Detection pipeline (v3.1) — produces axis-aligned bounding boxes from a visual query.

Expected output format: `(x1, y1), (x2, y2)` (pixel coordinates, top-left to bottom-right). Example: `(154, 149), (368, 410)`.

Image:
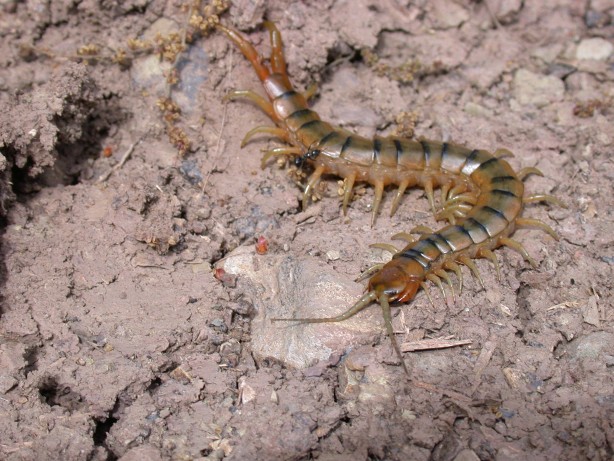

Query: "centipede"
(216, 21), (563, 373)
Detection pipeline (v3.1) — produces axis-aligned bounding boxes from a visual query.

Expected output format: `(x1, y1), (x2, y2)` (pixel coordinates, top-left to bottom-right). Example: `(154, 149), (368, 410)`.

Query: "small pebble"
(576, 38), (613, 61)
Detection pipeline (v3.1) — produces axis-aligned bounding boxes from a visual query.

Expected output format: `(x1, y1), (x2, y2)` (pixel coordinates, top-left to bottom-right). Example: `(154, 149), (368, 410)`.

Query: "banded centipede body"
(216, 22), (563, 373)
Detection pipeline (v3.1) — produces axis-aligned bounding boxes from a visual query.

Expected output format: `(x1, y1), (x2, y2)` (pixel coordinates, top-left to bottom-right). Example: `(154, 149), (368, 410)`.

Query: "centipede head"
(294, 148), (321, 169)
(368, 258), (425, 304)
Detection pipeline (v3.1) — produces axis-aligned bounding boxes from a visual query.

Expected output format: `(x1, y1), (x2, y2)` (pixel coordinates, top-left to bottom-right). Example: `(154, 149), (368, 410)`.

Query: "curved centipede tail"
(271, 291), (377, 325)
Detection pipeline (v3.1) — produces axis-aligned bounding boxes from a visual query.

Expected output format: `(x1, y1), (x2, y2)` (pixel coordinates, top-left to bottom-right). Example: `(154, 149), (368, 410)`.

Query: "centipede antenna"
(379, 294), (409, 375)
(271, 291), (377, 324)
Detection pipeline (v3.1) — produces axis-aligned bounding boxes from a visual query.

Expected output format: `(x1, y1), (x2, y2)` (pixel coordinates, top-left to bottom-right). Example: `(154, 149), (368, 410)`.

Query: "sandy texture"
(1, 0), (613, 460)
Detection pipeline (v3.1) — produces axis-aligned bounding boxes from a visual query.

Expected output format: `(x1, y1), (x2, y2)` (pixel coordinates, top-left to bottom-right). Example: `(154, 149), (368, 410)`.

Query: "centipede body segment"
(216, 22), (563, 374)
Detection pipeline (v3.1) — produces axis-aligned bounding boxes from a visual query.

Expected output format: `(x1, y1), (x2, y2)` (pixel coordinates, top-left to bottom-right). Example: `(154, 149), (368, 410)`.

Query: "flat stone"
(218, 246), (382, 369)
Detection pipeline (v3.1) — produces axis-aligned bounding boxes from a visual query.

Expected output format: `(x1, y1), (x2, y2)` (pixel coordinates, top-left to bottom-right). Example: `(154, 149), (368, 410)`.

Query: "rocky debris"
(428, 0), (469, 29)
(512, 68), (565, 107)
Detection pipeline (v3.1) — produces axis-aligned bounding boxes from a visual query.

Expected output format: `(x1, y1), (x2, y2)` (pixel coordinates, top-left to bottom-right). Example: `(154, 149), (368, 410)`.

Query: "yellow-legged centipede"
(216, 22), (563, 373)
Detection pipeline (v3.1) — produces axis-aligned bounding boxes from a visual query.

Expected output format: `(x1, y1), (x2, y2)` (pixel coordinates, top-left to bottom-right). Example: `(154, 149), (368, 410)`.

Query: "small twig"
(97, 139), (141, 183)
(470, 340), (496, 395)
(483, 0), (502, 29)
(546, 300), (580, 311)
(401, 336), (472, 352)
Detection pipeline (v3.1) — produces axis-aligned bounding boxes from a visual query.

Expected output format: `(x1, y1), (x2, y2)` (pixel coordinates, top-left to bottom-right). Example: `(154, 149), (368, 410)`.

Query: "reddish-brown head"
(368, 258), (426, 303)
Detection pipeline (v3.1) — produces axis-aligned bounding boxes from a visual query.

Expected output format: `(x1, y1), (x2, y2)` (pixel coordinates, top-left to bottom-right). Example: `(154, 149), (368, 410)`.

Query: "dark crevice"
(93, 415), (119, 447)
(92, 396), (121, 461)
(38, 376), (86, 412)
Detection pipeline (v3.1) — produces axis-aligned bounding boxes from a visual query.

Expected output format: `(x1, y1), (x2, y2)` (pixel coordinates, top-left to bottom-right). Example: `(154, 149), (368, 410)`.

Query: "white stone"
(576, 38), (614, 61)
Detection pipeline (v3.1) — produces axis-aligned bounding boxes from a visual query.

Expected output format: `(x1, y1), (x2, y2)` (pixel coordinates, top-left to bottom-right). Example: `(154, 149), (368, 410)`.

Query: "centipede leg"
(440, 181), (452, 203)
(410, 225), (434, 236)
(302, 164), (326, 209)
(390, 179), (410, 217)
(494, 148), (514, 159)
(241, 126), (289, 147)
(443, 261), (464, 294)
(458, 255), (485, 289)
(424, 179), (436, 214)
(524, 194), (566, 208)
(224, 90), (278, 121)
(478, 248), (501, 281)
(391, 232), (416, 243)
(426, 273), (448, 305)
(515, 217), (560, 240)
(435, 269), (456, 303)
(420, 282), (436, 308)
(518, 167), (544, 181)
(369, 243), (400, 255)
(371, 180), (385, 226)
(303, 82), (318, 101)
(499, 237), (537, 268)
(356, 263), (385, 282)
(261, 147), (302, 168)
(341, 173), (356, 215)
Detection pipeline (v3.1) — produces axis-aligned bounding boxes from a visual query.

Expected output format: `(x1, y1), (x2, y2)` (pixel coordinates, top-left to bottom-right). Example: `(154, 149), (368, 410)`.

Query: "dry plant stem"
(400, 338), (472, 352)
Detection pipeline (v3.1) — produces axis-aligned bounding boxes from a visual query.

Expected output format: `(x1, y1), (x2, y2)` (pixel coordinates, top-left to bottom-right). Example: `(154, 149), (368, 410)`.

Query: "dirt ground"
(1, 0), (613, 460)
